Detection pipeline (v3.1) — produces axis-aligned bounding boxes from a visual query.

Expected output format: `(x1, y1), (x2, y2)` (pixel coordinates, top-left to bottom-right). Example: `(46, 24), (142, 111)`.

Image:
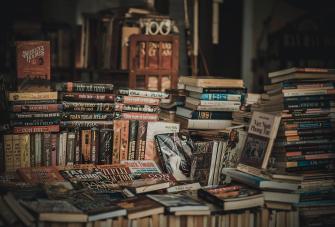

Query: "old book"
(198, 185), (264, 211)
(16, 166), (65, 184)
(55, 82), (114, 93)
(145, 121), (180, 162)
(146, 194), (209, 213)
(20, 199), (87, 222)
(115, 196), (164, 219)
(16, 41), (51, 91)
(118, 89), (169, 99)
(62, 101), (114, 112)
(99, 129), (113, 164)
(112, 120), (129, 163)
(128, 120), (138, 160)
(42, 133), (51, 166)
(11, 104), (62, 113)
(123, 178), (170, 194)
(50, 133), (58, 166)
(62, 113), (114, 121)
(179, 76), (244, 88)
(237, 111), (281, 176)
(8, 91), (57, 102)
(115, 103), (160, 113)
(114, 112), (159, 121)
(94, 164), (133, 184)
(91, 128), (99, 164)
(66, 132), (76, 165)
(115, 95), (160, 106)
(4, 135), (14, 172)
(154, 133), (192, 181)
(60, 92), (115, 102)
(12, 135), (22, 171)
(60, 121), (113, 129)
(120, 160), (162, 175)
(81, 130), (92, 164)
(175, 115), (232, 130)
(13, 125), (60, 134)
(135, 121), (147, 160)
(19, 134), (30, 168)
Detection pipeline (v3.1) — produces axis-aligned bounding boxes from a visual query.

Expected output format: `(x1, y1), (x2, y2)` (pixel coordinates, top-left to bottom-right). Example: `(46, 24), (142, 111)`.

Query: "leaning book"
(237, 111), (281, 176)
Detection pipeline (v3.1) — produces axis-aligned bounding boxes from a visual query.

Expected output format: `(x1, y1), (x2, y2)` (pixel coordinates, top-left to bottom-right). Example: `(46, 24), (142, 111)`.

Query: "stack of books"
(252, 67), (335, 226)
(232, 93), (261, 127)
(4, 91), (61, 172)
(176, 76), (246, 130)
(159, 88), (187, 122)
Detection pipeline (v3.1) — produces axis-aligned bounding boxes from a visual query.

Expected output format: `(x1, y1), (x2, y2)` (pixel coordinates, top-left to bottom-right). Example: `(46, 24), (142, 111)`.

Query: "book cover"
(4, 135), (14, 172)
(145, 122), (180, 162)
(146, 194), (209, 212)
(16, 41), (51, 91)
(120, 160), (162, 175)
(237, 111), (281, 176)
(135, 121), (147, 160)
(16, 166), (65, 184)
(154, 133), (192, 181)
(98, 129), (113, 164)
(91, 128), (99, 164)
(94, 164), (133, 184)
(128, 120), (138, 160)
(55, 82), (114, 93)
(179, 76), (244, 88)
(112, 120), (129, 163)
(61, 92), (115, 102)
(81, 130), (92, 163)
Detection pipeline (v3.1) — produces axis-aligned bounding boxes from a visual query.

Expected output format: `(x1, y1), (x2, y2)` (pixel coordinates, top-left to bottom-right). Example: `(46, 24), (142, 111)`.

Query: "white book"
(207, 141), (219, 185)
(182, 119), (232, 130)
(186, 96), (241, 106)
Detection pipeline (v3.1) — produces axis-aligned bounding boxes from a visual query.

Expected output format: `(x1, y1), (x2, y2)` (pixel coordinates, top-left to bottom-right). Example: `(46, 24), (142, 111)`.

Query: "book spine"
(135, 121), (148, 160)
(112, 120), (121, 163)
(8, 92), (57, 101)
(192, 111), (232, 120)
(128, 120), (138, 160)
(286, 153), (335, 161)
(66, 132), (76, 165)
(118, 89), (169, 98)
(11, 112), (60, 119)
(12, 135), (21, 170)
(4, 135), (14, 172)
(61, 92), (115, 102)
(13, 125), (60, 134)
(98, 129), (113, 164)
(198, 100), (241, 106)
(12, 104), (62, 112)
(286, 159), (334, 168)
(154, 136), (168, 173)
(11, 119), (60, 127)
(62, 102), (115, 112)
(56, 82), (114, 93)
(197, 189), (224, 208)
(57, 132), (63, 166)
(61, 113), (114, 121)
(114, 112), (159, 121)
(284, 121), (331, 130)
(35, 133), (42, 167)
(81, 130), (92, 163)
(0, 136), (4, 173)
(74, 129), (81, 164)
(115, 103), (160, 113)
(116, 95), (160, 106)
(50, 133), (58, 166)
(9, 99), (57, 105)
(199, 93), (242, 101)
(202, 88), (246, 94)
(20, 134), (30, 168)
(282, 81), (334, 89)
(284, 101), (333, 110)
(60, 121), (113, 129)
(284, 128), (334, 137)
(91, 128), (99, 164)
(42, 133), (51, 166)
(284, 95), (335, 102)
(30, 134), (35, 168)
(283, 89), (335, 97)
(119, 120), (129, 161)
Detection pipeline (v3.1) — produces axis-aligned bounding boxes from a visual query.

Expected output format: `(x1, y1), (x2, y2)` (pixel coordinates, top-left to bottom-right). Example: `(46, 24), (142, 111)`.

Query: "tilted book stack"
(251, 67), (335, 226)
(176, 76), (246, 130)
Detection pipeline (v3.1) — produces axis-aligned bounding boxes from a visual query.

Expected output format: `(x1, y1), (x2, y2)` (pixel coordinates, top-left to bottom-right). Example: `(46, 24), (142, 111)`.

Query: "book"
(123, 178), (170, 194)
(176, 106), (233, 119)
(222, 168), (299, 191)
(128, 120), (138, 160)
(120, 160), (162, 175)
(185, 85), (247, 94)
(179, 76), (244, 88)
(55, 82), (114, 93)
(262, 191), (300, 203)
(60, 92), (115, 102)
(115, 196), (164, 219)
(145, 122), (180, 162)
(167, 182), (201, 193)
(175, 115), (232, 130)
(118, 88), (169, 99)
(154, 133), (192, 181)
(188, 91), (243, 101)
(186, 96), (242, 107)
(198, 185), (264, 211)
(146, 194), (209, 213)
(16, 166), (65, 184)
(135, 121), (147, 160)
(8, 92), (57, 102)
(16, 41), (51, 91)
(237, 111), (281, 176)
(20, 199), (87, 222)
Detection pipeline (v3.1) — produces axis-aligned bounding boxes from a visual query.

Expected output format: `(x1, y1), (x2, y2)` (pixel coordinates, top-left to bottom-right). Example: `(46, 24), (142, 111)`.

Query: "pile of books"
(251, 67), (335, 226)
(4, 91), (61, 171)
(176, 76), (246, 130)
(159, 88), (187, 122)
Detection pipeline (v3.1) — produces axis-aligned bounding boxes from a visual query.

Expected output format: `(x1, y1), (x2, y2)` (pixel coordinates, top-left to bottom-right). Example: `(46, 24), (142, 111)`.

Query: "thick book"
(198, 185), (264, 211)
(175, 115), (232, 130)
(146, 194), (209, 213)
(176, 106), (233, 119)
(154, 133), (192, 181)
(20, 199), (87, 222)
(55, 82), (114, 93)
(94, 164), (133, 184)
(179, 76), (244, 88)
(237, 111), (281, 176)
(114, 196), (164, 219)
(16, 41), (51, 91)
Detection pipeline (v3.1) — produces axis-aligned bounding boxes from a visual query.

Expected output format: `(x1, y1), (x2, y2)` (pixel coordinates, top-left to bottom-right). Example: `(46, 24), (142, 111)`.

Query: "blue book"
(188, 91), (244, 102)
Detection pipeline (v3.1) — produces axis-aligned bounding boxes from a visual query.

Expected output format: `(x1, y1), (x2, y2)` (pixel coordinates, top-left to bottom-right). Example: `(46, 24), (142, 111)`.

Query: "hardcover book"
(16, 41), (51, 91)
(237, 111), (281, 176)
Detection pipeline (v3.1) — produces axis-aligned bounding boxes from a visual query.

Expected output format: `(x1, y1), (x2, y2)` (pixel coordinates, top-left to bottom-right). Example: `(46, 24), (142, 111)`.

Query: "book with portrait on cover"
(237, 111), (281, 176)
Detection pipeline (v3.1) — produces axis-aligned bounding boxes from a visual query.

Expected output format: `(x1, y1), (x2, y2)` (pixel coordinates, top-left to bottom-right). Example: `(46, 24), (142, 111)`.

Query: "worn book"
(118, 89), (169, 99)
(8, 92), (57, 102)
(123, 178), (170, 194)
(55, 82), (114, 93)
(16, 41), (51, 91)
(16, 166), (65, 184)
(114, 196), (164, 219)
(120, 160), (162, 175)
(179, 76), (244, 88)
(146, 194), (209, 213)
(20, 199), (87, 222)
(154, 133), (192, 181)
(237, 111), (281, 176)
(198, 185), (264, 211)
(175, 115), (232, 130)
